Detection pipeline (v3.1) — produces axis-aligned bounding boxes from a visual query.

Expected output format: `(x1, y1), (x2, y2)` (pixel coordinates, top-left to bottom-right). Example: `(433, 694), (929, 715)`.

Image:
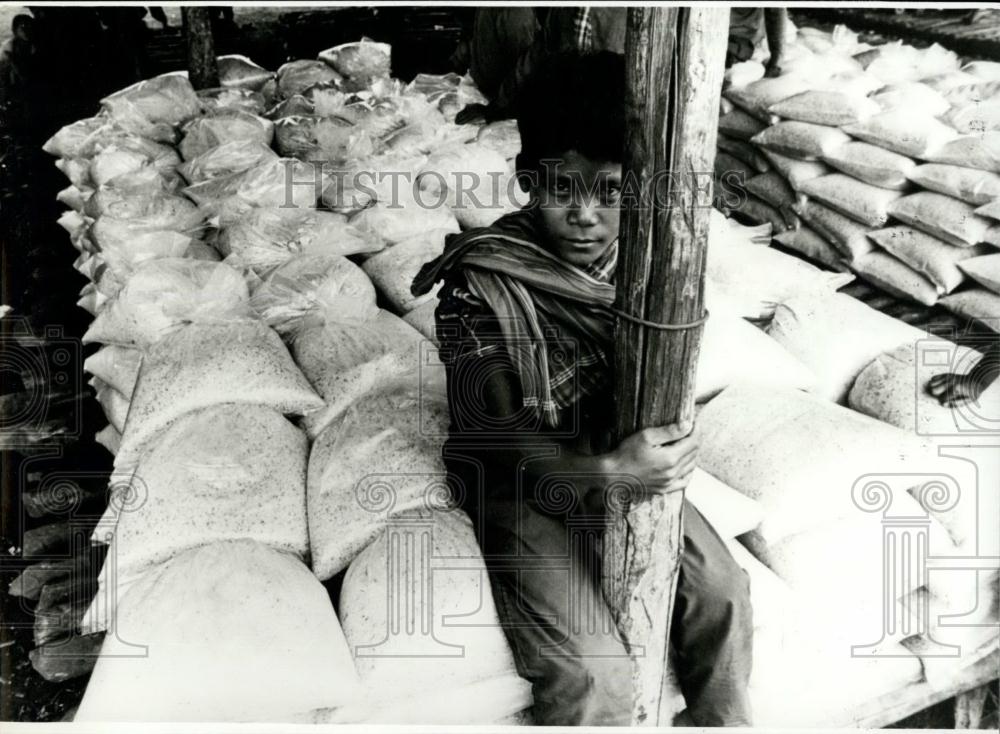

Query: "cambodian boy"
(412, 51), (752, 727)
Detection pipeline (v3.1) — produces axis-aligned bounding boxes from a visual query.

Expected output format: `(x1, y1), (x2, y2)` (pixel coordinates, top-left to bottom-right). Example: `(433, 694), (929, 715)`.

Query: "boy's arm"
(927, 340), (1000, 407)
(445, 343), (697, 512)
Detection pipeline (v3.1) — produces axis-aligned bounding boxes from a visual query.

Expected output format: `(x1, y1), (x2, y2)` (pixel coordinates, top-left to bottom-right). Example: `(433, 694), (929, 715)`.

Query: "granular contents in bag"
(217, 54), (275, 91)
(83, 259), (250, 348)
(942, 101), (1000, 135)
(924, 132), (1000, 172)
(217, 207), (382, 275)
(938, 288), (1000, 330)
(871, 82), (950, 117)
(401, 299), (438, 344)
(792, 202), (874, 258)
(868, 226), (991, 294)
(767, 291), (929, 402)
(774, 227), (849, 272)
(476, 120), (521, 161)
(714, 151), (756, 188)
(717, 135), (771, 173)
(768, 90), (879, 127)
(961, 61), (1000, 81)
(718, 108), (767, 141)
(751, 121), (852, 161)
(361, 229), (450, 314)
(350, 194), (460, 245)
(731, 195), (792, 232)
(179, 110), (274, 161)
(74, 540), (361, 723)
(746, 171), (798, 211)
(319, 39), (392, 91)
(115, 320), (323, 467)
(109, 405), (308, 588)
(337, 507), (530, 724)
(843, 109), (958, 158)
(849, 250), (940, 306)
(726, 76), (812, 121)
(761, 150), (831, 190)
(941, 81), (1000, 108)
(196, 87), (268, 116)
(907, 163), (1000, 205)
(293, 310), (427, 436)
(888, 192), (994, 247)
(975, 200), (1000, 221)
(799, 174), (904, 228)
(694, 383), (933, 542)
(178, 141), (277, 185)
(958, 253), (1000, 296)
(821, 141), (916, 190)
(308, 376), (450, 580)
(251, 253), (378, 338)
(276, 59), (343, 98)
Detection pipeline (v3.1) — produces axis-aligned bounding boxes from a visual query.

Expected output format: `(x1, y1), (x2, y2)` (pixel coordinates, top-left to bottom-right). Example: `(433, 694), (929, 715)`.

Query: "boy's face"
(530, 150), (622, 269)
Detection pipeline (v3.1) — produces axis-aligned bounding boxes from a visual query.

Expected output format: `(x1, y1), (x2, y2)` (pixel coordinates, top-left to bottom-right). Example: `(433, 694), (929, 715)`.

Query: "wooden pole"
(602, 6), (729, 726)
(183, 7), (219, 89)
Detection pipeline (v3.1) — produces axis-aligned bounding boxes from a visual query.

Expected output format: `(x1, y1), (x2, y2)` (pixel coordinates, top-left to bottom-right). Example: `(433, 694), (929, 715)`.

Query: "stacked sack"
(44, 68), (366, 724)
(715, 24), (1000, 329)
(46, 40), (540, 725)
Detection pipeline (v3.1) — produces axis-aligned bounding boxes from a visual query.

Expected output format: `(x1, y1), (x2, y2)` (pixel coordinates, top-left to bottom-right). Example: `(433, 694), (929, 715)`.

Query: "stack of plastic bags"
(715, 24), (1000, 327)
(44, 70), (365, 724)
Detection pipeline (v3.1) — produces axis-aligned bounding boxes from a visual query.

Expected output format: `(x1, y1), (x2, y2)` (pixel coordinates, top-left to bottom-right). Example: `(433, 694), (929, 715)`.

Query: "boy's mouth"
(563, 237), (600, 245)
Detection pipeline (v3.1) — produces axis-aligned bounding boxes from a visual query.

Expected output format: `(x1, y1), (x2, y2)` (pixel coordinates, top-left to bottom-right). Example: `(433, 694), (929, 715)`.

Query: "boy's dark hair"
(12, 14), (33, 33)
(514, 51), (625, 173)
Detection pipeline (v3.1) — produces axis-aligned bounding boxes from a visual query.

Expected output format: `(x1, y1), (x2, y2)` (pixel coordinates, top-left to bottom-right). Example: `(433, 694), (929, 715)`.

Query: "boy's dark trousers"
(473, 498), (753, 726)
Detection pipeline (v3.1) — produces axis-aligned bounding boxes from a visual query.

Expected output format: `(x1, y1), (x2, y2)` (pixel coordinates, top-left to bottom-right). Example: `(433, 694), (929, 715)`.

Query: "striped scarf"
(411, 210), (618, 427)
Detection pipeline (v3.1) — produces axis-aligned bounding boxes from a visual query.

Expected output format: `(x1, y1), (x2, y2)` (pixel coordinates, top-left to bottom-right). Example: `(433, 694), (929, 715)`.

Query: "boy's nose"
(571, 201), (600, 227)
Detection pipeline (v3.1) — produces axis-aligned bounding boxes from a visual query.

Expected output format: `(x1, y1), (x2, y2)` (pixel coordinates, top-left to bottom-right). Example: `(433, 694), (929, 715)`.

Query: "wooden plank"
(602, 6), (728, 726)
(955, 682), (990, 729)
(836, 645), (999, 729)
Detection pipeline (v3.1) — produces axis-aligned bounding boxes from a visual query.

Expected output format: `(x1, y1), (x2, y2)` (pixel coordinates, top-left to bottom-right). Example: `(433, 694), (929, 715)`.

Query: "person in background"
(0, 14), (36, 109)
(455, 7), (626, 124)
(414, 51), (753, 727)
(728, 8), (789, 77)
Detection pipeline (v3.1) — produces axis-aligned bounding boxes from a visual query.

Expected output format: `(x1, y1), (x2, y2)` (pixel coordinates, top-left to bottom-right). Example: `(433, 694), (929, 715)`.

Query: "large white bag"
(695, 383), (937, 543)
(338, 508), (530, 723)
(251, 253), (378, 338)
(178, 140), (277, 185)
(217, 207), (383, 276)
(768, 90), (879, 127)
(868, 226), (991, 293)
(907, 163), (1000, 205)
(773, 226), (847, 272)
(958, 253), (1000, 295)
(938, 288), (1000, 329)
(799, 173), (903, 227)
(106, 405), (308, 587)
(83, 259), (250, 348)
(179, 109), (274, 160)
(695, 312), (816, 402)
(843, 109), (957, 158)
(308, 372), (450, 580)
(360, 229), (450, 313)
(115, 319), (323, 467)
(751, 121), (851, 161)
(849, 250), (940, 307)
(792, 200), (874, 260)
(349, 194), (460, 245)
(75, 540), (361, 723)
(766, 290), (928, 403)
(821, 141), (915, 190)
(888, 192), (996, 247)
(923, 132), (1000, 172)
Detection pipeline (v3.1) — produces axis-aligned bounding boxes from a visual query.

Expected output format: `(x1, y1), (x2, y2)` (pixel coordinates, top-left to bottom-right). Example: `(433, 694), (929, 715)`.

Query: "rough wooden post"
(183, 7), (219, 89)
(602, 6), (730, 726)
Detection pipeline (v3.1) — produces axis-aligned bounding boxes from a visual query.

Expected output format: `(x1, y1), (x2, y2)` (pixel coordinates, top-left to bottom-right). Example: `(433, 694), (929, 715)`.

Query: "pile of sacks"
(44, 41), (533, 725)
(45, 34), (998, 727)
(715, 23), (1000, 328)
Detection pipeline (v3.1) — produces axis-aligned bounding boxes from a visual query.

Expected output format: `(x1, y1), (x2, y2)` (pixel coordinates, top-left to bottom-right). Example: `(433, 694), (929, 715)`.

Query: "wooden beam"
(183, 7), (219, 89)
(602, 6), (729, 726)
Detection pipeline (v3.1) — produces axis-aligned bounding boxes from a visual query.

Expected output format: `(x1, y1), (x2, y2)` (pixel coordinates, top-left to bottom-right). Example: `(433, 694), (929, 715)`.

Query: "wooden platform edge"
(837, 644), (999, 729)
